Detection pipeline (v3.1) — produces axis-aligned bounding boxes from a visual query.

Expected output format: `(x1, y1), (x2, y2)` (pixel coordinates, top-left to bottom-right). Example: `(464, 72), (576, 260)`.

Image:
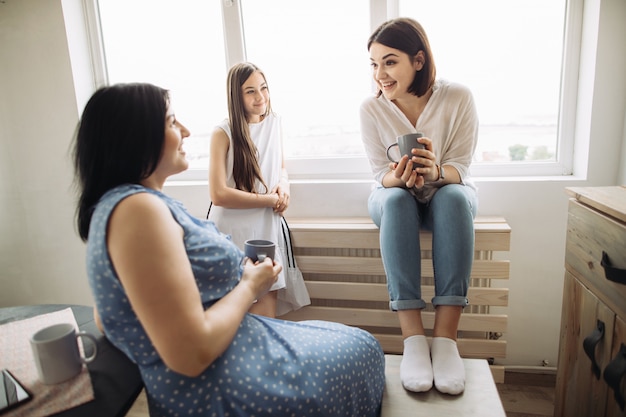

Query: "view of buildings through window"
(98, 1), (566, 172)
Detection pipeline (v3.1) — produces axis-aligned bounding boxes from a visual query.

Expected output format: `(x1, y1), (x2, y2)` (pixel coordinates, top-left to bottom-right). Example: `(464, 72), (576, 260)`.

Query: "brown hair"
(367, 17), (437, 97)
(73, 83), (169, 241)
(226, 62), (271, 193)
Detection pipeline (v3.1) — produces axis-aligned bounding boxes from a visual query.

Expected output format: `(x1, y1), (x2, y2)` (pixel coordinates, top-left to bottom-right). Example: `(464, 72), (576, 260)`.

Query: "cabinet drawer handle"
(601, 251), (626, 285)
(603, 343), (626, 411)
(583, 319), (605, 379)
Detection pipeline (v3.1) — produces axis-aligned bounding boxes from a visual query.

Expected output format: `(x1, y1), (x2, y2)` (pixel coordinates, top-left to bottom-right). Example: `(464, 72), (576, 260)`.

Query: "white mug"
(30, 323), (98, 384)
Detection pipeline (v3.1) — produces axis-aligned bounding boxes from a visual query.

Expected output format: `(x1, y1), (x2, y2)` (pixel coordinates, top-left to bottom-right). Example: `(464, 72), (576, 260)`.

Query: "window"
(97, 0), (226, 170)
(241, 0), (371, 160)
(94, 0), (578, 180)
(399, 0), (569, 174)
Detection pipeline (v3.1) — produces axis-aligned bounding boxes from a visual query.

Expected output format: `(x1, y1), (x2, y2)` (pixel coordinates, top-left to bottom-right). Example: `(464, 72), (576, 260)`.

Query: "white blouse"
(360, 79), (479, 202)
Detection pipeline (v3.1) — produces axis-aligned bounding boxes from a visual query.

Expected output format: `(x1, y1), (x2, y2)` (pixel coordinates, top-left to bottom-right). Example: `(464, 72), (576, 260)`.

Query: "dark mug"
(244, 239), (276, 262)
(386, 133), (425, 166)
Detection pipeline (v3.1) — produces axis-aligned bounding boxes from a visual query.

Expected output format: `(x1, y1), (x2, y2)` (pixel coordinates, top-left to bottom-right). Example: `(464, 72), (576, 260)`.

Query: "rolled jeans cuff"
(431, 295), (469, 307)
(389, 299), (427, 311)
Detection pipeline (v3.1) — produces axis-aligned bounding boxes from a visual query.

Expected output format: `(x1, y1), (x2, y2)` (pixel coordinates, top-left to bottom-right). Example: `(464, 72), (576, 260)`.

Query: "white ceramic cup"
(30, 323), (98, 384)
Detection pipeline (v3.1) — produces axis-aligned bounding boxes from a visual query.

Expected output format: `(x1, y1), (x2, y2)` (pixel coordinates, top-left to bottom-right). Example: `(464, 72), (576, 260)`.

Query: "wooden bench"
(278, 216), (511, 383)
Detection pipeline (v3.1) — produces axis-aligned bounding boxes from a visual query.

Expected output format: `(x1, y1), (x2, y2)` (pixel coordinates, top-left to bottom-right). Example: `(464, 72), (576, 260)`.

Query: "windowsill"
(472, 174), (587, 183)
(165, 174), (587, 188)
(163, 174), (591, 220)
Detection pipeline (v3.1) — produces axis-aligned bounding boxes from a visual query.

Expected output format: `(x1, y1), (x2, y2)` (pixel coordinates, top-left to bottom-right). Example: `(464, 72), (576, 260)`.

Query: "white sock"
(431, 336), (465, 395)
(400, 335), (433, 392)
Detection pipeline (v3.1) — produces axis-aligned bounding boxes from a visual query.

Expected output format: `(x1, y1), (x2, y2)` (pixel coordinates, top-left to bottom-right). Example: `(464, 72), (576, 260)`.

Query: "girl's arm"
(271, 124), (290, 213)
(209, 127), (279, 209)
(107, 192), (280, 377)
(271, 166), (290, 214)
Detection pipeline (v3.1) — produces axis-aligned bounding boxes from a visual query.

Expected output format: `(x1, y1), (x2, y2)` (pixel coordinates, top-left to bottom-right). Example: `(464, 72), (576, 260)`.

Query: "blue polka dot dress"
(86, 185), (385, 417)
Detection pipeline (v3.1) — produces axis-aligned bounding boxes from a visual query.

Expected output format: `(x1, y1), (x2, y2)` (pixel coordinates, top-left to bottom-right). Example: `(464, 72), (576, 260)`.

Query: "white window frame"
(86, 0), (582, 182)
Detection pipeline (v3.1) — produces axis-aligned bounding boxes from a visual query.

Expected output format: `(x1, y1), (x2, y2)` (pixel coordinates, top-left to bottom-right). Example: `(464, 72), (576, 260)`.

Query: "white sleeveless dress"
(208, 113), (286, 291)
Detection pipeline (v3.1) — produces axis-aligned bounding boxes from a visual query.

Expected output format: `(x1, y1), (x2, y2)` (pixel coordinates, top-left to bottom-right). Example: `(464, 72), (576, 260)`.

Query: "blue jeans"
(368, 184), (478, 311)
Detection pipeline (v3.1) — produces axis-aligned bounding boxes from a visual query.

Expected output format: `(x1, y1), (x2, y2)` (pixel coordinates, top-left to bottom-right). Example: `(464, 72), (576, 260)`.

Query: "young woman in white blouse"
(360, 17), (479, 395)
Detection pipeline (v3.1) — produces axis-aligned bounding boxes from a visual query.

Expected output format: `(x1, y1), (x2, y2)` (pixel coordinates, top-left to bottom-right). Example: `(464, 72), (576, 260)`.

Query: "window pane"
(240, 0), (371, 159)
(97, 0), (225, 169)
(399, 0), (566, 163)
(95, 0), (569, 175)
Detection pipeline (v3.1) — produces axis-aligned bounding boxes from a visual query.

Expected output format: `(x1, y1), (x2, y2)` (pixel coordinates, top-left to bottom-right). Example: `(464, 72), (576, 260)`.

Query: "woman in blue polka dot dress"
(73, 83), (385, 417)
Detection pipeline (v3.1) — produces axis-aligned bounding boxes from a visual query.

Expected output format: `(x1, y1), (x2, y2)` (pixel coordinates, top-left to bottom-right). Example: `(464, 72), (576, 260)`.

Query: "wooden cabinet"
(555, 186), (626, 417)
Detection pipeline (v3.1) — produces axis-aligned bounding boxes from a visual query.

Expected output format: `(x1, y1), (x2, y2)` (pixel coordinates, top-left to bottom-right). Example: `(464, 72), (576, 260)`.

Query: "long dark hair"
(367, 17), (437, 98)
(226, 62), (270, 193)
(73, 83), (169, 241)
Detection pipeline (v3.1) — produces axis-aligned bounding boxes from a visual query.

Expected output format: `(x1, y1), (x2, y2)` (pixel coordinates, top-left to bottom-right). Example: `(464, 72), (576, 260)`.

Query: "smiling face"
(241, 71), (270, 123)
(158, 102), (191, 178)
(369, 42), (423, 101)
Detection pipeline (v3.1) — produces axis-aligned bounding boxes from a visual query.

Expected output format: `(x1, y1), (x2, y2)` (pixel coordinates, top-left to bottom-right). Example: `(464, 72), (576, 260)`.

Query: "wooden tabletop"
(566, 186), (626, 223)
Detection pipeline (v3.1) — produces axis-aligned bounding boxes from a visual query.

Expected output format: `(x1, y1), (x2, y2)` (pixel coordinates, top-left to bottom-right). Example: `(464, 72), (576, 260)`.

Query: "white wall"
(0, 0), (93, 307)
(1, 0), (624, 368)
(620, 111), (626, 183)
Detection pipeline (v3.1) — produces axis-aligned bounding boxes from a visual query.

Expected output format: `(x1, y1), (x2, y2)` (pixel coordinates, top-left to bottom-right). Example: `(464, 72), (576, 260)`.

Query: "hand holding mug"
(386, 133), (426, 167)
(244, 239), (276, 263)
(241, 258), (282, 299)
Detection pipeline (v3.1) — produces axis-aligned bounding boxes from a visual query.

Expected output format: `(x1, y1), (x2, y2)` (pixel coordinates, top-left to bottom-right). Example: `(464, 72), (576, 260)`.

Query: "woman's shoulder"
(100, 184), (148, 203)
(360, 93), (391, 113)
(93, 185), (154, 223)
(101, 185), (187, 225)
(98, 184), (169, 213)
(433, 79), (474, 101)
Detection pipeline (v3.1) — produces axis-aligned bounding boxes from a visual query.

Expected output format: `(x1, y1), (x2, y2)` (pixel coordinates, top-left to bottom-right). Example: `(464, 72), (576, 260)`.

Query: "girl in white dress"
(208, 62), (291, 318)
